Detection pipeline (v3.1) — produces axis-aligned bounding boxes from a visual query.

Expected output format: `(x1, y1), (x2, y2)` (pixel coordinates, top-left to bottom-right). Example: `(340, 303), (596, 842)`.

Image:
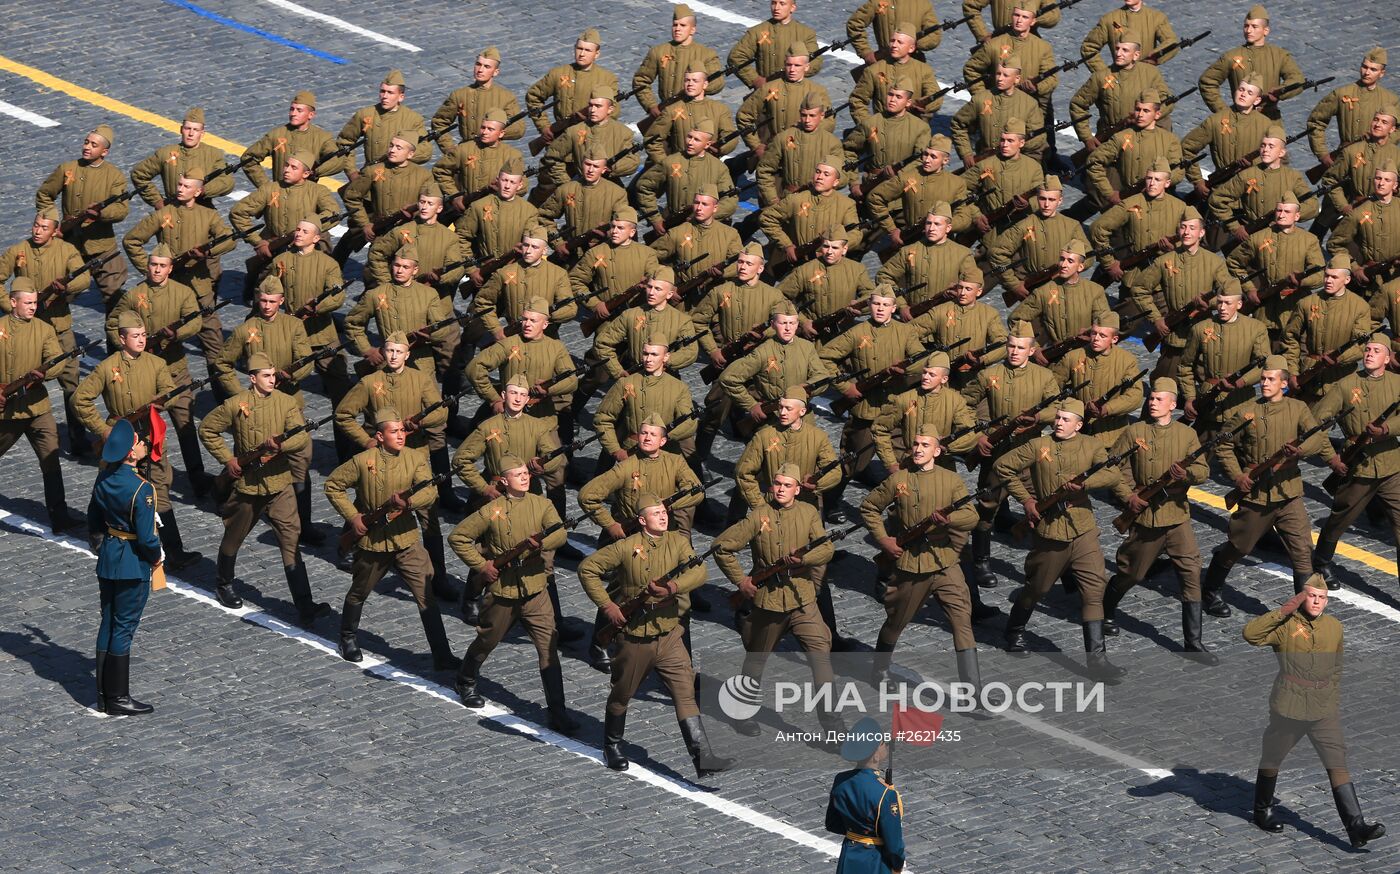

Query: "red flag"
(148, 404), (168, 463)
(891, 703), (943, 747)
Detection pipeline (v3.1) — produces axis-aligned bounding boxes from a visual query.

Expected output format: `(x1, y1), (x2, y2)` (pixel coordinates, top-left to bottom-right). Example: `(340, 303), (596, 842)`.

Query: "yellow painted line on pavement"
(1187, 487), (1397, 576)
(0, 53), (341, 192)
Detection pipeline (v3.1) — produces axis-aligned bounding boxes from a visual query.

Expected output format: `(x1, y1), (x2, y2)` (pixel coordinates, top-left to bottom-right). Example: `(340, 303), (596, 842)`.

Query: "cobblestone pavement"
(1, 1), (1399, 871)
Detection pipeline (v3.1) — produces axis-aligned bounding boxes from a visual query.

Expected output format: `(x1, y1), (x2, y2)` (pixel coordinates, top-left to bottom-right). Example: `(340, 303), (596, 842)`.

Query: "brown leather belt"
(106, 527), (136, 541)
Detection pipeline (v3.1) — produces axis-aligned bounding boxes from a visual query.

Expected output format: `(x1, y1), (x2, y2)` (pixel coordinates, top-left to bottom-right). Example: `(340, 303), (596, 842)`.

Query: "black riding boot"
(95, 649), (108, 713)
(214, 553), (242, 608)
(423, 520), (458, 602)
(1003, 602), (1035, 654)
(1201, 552), (1233, 618)
(1083, 620), (1126, 683)
(338, 599), (364, 662)
(431, 447), (466, 513)
(1333, 782), (1387, 848)
(969, 528), (997, 587)
(420, 603), (460, 671)
(157, 510), (202, 571)
(455, 654), (485, 707)
(1252, 771), (1283, 832)
(678, 716), (736, 778)
(1102, 574), (1135, 636)
(294, 476), (325, 545)
(603, 711), (629, 770)
(103, 653), (153, 716)
(1181, 601), (1220, 665)
(540, 664), (579, 735)
(285, 562), (330, 626)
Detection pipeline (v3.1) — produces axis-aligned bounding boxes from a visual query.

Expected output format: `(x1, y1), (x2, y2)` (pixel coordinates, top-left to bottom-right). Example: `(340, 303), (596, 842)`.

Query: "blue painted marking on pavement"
(161, 0), (349, 64)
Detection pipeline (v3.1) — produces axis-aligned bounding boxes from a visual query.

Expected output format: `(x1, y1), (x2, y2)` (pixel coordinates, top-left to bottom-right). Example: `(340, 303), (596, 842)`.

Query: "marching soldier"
(847, 0), (942, 64)
(337, 134), (432, 264)
(1052, 312), (1142, 448)
(1226, 192), (1326, 348)
(989, 176), (1089, 299)
(1181, 74), (1272, 203)
(715, 462), (840, 737)
(570, 206), (659, 320)
(651, 186), (742, 289)
(962, 320), (1060, 586)
(456, 157), (539, 287)
(129, 108), (235, 208)
(428, 47), (527, 148)
(1089, 157), (1188, 293)
(779, 228), (875, 345)
(734, 386), (842, 516)
(1328, 162), (1400, 299)
(825, 718), (906, 874)
(537, 143), (628, 265)
(848, 23), (941, 126)
(1306, 47), (1396, 166)
(874, 199), (975, 311)
(843, 77), (931, 201)
(760, 156), (863, 269)
(592, 267), (697, 378)
(0, 208), (92, 456)
(1312, 335), (1400, 589)
(1281, 254), (1371, 406)
(642, 64), (739, 164)
(1209, 126), (1318, 240)
(951, 55), (1047, 164)
(524, 29), (621, 139)
(87, 418), (160, 716)
(433, 110), (529, 211)
(451, 374), (563, 510)
(753, 95), (845, 208)
(465, 297), (578, 441)
(909, 264), (1007, 391)
(345, 245), (457, 379)
(865, 137), (977, 245)
(74, 311), (199, 569)
(122, 169), (234, 364)
(450, 455), (577, 734)
(963, 3), (1058, 102)
(593, 334), (698, 465)
(229, 151), (341, 296)
(1084, 90), (1183, 209)
(1080, 1), (1180, 73)
(1204, 356), (1334, 613)
(735, 43), (835, 158)
(966, 118), (1044, 252)
(964, 0), (1062, 41)
(199, 353), (330, 625)
(1070, 30), (1173, 147)
(1009, 239), (1110, 350)
(1244, 582), (1387, 848)
(472, 224), (574, 344)
(635, 121), (737, 226)
(1178, 287), (1270, 436)
(631, 5), (723, 117)
(0, 279), (79, 531)
(578, 492), (734, 777)
(994, 398), (1125, 680)
(1198, 6), (1304, 120)
(239, 90), (349, 188)
(1104, 378), (1218, 662)
(324, 408), (459, 669)
(334, 70), (433, 174)
(36, 125), (129, 310)
(366, 183), (465, 293)
(861, 425), (983, 686)
(720, 300), (835, 421)
(1315, 104), (1400, 240)
(871, 351), (979, 474)
(539, 87), (639, 190)
(727, 0), (823, 88)
(105, 244), (213, 497)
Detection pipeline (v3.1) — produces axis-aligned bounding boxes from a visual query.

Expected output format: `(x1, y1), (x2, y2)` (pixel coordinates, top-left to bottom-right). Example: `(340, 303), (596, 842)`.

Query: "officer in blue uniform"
(825, 716), (906, 873)
(87, 418), (163, 716)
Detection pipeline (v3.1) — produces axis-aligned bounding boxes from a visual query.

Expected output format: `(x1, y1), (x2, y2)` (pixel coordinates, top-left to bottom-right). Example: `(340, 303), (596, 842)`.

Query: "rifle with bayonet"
(1181, 355), (1267, 424)
(1223, 412), (1342, 509)
(966, 379), (1090, 469)
(212, 413), (334, 504)
(1322, 396), (1400, 492)
(831, 338), (969, 416)
(1113, 419), (1249, 532)
(728, 522), (863, 610)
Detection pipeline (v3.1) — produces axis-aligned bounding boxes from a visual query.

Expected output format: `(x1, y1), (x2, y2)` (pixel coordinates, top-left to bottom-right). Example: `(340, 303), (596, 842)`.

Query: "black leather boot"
(1102, 574), (1135, 637)
(1082, 620), (1126, 683)
(294, 477), (325, 545)
(48, 505), (83, 534)
(547, 575), (583, 641)
(1003, 602), (1035, 654)
(339, 600), (363, 663)
(955, 648), (982, 699)
(214, 553), (242, 608)
(1312, 540), (1340, 590)
(966, 572), (1000, 622)
(460, 574), (483, 626)
(157, 510), (202, 571)
(455, 655), (485, 708)
(430, 447), (467, 512)
(95, 650), (108, 713)
(176, 426), (212, 498)
(1181, 601), (1220, 665)
(603, 711), (629, 771)
(285, 562), (330, 626)
(870, 641), (895, 687)
(816, 583), (847, 650)
(678, 716), (736, 778)
(549, 487), (587, 560)
(1333, 782), (1387, 848)
(1201, 552), (1232, 618)
(423, 523), (458, 602)
(103, 653), (153, 716)
(540, 664), (579, 735)
(420, 604), (461, 671)
(970, 528), (997, 588)
(1253, 771), (1284, 832)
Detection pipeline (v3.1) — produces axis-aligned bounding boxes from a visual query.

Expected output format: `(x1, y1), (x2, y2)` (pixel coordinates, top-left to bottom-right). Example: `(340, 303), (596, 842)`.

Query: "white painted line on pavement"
(222, 189), (250, 202)
(0, 99), (59, 127)
(1252, 559), (1400, 623)
(257, 0), (422, 52)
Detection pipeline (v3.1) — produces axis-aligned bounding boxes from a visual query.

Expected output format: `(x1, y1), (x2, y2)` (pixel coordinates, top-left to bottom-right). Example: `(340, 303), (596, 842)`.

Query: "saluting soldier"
(0, 279), (79, 531)
(1312, 335), (1400, 590)
(1089, 156), (1188, 292)
(651, 186), (743, 289)
(74, 312), (198, 569)
(872, 351), (979, 473)
(754, 95), (845, 208)
(36, 125), (129, 310)
(861, 425), (983, 687)
(1307, 48), (1396, 166)
(366, 183), (465, 292)
(87, 419), (161, 716)
(592, 267), (697, 379)
(910, 264), (1007, 391)
(524, 29), (621, 140)
(1181, 74), (1271, 205)
(779, 228), (875, 345)
(1328, 162), (1400, 299)
(433, 110), (529, 212)
(428, 47), (527, 149)
(0, 208), (92, 456)
(1052, 312), (1142, 449)
(472, 224), (574, 344)
(1080, 1), (1180, 73)
(450, 454), (576, 734)
(334, 70), (433, 175)
(643, 64), (739, 164)
(735, 43), (835, 159)
(848, 23), (941, 126)
(1084, 90), (1183, 209)
(962, 321), (1060, 586)
(727, 0), (823, 88)
(876, 202), (974, 324)
(325, 408), (459, 669)
(715, 462), (840, 737)
(1130, 208), (1241, 383)
(593, 335), (698, 464)
(578, 492), (734, 778)
(1198, 6), (1304, 120)
(720, 298), (835, 423)
(1210, 126), (1318, 242)
(199, 352), (329, 625)
(105, 245), (213, 497)
(847, 0), (942, 64)
(240, 90), (350, 188)
(1226, 191), (1326, 348)
(1070, 30), (1173, 149)
(1178, 287), (1270, 435)
(951, 55), (1047, 164)
(229, 151), (341, 295)
(1009, 239), (1110, 349)
(631, 5), (723, 118)
(1103, 378), (1218, 662)
(129, 108), (234, 208)
(994, 398), (1125, 680)
(760, 155), (863, 270)
(1281, 254), (1371, 406)
(539, 87), (639, 191)
(844, 76), (931, 201)
(345, 245), (456, 378)
(122, 169), (234, 364)
(1244, 581), (1387, 848)
(635, 121), (737, 226)
(990, 177), (1090, 300)
(1204, 356), (1334, 613)
(865, 137), (978, 245)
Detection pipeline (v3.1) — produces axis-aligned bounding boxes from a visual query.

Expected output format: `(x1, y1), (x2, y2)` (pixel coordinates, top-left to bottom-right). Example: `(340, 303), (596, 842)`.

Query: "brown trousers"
(218, 486), (301, 566)
(879, 567), (974, 651)
(136, 455), (174, 512)
(1019, 531), (1108, 621)
(346, 543), (433, 610)
(1223, 497), (1313, 578)
(1317, 474), (1400, 565)
(1259, 712), (1350, 779)
(0, 411), (65, 511)
(1115, 520), (1202, 601)
(740, 600), (834, 687)
(464, 588), (559, 670)
(607, 624), (698, 719)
